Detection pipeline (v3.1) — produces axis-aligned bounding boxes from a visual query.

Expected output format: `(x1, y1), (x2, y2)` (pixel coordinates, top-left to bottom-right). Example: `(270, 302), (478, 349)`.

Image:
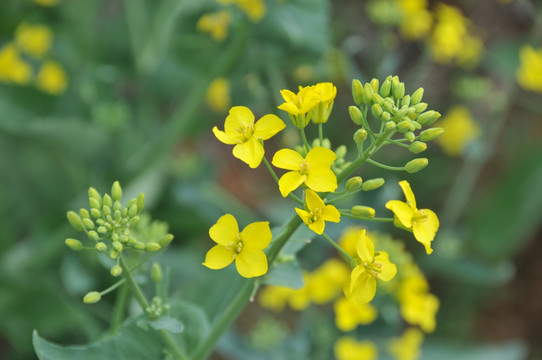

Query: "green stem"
(326, 188), (363, 204)
(300, 128), (311, 152)
(109, 283), (128, 334)
(191, 215), (303, 360)
(100, 279), (127, 297)
(367, 158), (405, 171)
(262, 157), (303, 205)
(385, 138), (409, 148)
(318, 123), (324, 145)
(322, 232), (356, 268)
(339, 211), (394, 222)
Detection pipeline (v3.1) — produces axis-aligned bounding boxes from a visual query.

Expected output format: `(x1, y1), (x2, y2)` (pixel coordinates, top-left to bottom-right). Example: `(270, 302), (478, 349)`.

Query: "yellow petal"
(399, 180), (417, 209)
(213, 126), (240, 145)
(232, 137), (264, 168)
(203, 245), (235, 269)
(374, 251), (397, 281)
(279, 89), (296, 102)
(385, 200), (413, 228)
(278, 171), (306, 197)
(305, 168), (337, 193)
(236, 248), (268, 278)
(412, 209), (439, 254)
(272, 148), (304, 170)
(356, 230), (374, 263)
(308, 219), (325, 235)
(305, 189), (325, 212)
(224, 106), (254, 135)
(253, 114), (286, 140)
(295, 208), (312, 226)
(349, 269), (377, 304)
(277, 102), (299, 115)
(322, 204), (341, 222)
(209, 214), (239, 245)
(305, 146), (336, 169)
(240, 221), (272, 250)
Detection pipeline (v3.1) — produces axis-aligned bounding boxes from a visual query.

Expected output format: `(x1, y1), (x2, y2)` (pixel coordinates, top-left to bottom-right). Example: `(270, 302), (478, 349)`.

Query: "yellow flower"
(206, 77), (231, 112)
(388, 328), (424, 360)
(308, 258), (349, 304)
(272, 146), (337, 197)
(338, 226), (364, 258)
(344, 230), (397, 304)
(36, 61), (67, 95)
(334, 297), (377, 331)
(398, 272), (439, 332)
(213, 106), (286, 168)
(203, 214), (271, 278)
(196, 11), (231, 42)
(385, 180), (439, 254)
(517, 45), (542, 93)
(216, 0), (266, 22)
(34, 0), (59, 6)
(278, 85), (319, 128)
(436, 105), (479, 157)
(310, 82), (337, 124)
(396, 0), (432, 40)
(0, 44), (32, 85)
(334, 337), (377, 360)
(258, 285), (295, 312)
(15, 22), (53, 58)
(295, 189), (340, 235)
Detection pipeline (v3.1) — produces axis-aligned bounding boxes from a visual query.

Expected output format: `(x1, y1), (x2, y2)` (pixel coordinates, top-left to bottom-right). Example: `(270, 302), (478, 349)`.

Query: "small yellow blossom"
(388, 328), (424, 360)
(15, 22), (53, 58)
(34, 0), (59, 6)
(278, 85), (319, 128)
(310, 82), (337, 124)
(334, 297), (377, 331)
(36, 61), (67, 95)
(203, 214), (271, 278)
(309, 258), (350, 304)
(296, 189), (340, 235)
(344, 230), (397, 304)
(385, 180), (439, 254)
(272, 146), (337, 197)
(196, 11), (231, 42)
(213, 106), (285, 168)
(258, 285), (296, 312)
(517, 45), (542, 93)
(436, 106), (480, 157)
(334, 337), (377, 360)
(216, 0), (266, 22)
(396, 0), (432, 40)
(0, 44), (32, 85)
(206, 77), (231, 112)
(338, 226), (364, 258)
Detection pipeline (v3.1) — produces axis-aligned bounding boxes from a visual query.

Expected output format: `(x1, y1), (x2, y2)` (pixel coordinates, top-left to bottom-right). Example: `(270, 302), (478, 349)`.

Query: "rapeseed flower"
(334, 337), (377, 360)
(36, 61), (67, 95)
(205, 77), (231, 112)
(213, 106), (285, 168)
(296, 189), (340, 235)
(396, 0), (432, 40)
(334, 297), (377, 331)
(310, 82), (337, 124)
(436, 106), (479, 157)
(203, 214), (271, 278)
(0, 44), (32, 85)
(278, 85), (319, 128)
(385, 180), (439, 254)
(517, 45), (542, 93)
(398, 267), (439, 332)
(388, 328), (424, 360)
(272, 146), (337, 197)
(15, 22), (53, 58)
(344, 230), (397, 304)
(196, 11), (231, 42)
(309, 258), (350, 304)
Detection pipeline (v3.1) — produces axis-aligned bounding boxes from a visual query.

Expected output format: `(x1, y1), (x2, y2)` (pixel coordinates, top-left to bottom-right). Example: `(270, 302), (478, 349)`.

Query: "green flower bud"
(110, 265), (122, 277)
(321, 138), (331, 148)
(420, 127), (445, 141)
(413, 102), (428, 113)
(411, 87), (424, 105)
(103, 206), (111, 217)
(371, 103), (383, 118)
(146, 243), (161, 252)
(391, 76), (400, 90)
(385, 121), (396, 132)
(67, 211), (85, 231)
(81, 218), (94, 230)
(89, 198), (101, 210)
(119, 234), (129, 243)
(88, 230), (100, 242)
(122, 208), (128, 217)
(351, 205), (376, 218)
(417, 111), (441, 126)
(405, 158), (429, 173)
(393, 82), (405, 99)
(335, 145), (347, 159)
(128, 204), (138, 218)
(379, 79), (391, 97)
(137, 193), (145, 213)
(103, 194), (112, 207)
(128, 216), (140, 228)
(97, 226), (107, 234)
(65, 238), (83, 251)
(346, 176), (363, 191)
(96, 242), (107, 252)
(412, 121), (422, 130)
(111, 181), (122, 201)
(110, 249), (119, 259)
(363, 83), (374, 105)
(133, 241), (146, 250)
(114, 210), (121, 221)
(79, 209), (90, 219)
(89, 186), (101, 199)
(382, 99), (393, 114)
(111, 232), (119, 242)
(349, 106), (364, 125)
(353, 129), (367, 144)
(370, 78), (379, 93)
(405, 131), (416, 142)
(397, 120), (412, 133)
(158, 234), (174, 248)
(352, 79), (365, 106)
(90, 208), (101, 218)
(113, 200), (121, 212)
(408, 141), (427, 154)
(112, 241), (123, 252)
(401, 95), (411, 107)
(381, 112), (391, 122)
(151, 263), (163, 284)
(362, 178), (385, 191)
(83, 291), (101, 304)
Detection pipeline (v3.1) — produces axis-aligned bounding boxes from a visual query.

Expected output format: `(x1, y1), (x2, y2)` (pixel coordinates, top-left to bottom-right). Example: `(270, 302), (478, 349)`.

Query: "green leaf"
(168, 301), (210, 351)
(148, 316), (184, 334)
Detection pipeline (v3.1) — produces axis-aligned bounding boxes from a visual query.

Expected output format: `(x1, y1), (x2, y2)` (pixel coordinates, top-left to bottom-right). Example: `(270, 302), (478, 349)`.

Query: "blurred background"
(1, 0), (542, 359)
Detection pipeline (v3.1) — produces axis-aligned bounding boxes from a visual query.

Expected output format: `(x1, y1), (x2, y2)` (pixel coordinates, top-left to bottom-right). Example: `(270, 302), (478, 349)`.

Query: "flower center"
(299, 160), (310, 175)
(363, 260), (382, 278)
(412, 209), (428, 224)
(226, 234), (244, 259)
(237, 123), (255, 142)
(309, 207), (322, 222)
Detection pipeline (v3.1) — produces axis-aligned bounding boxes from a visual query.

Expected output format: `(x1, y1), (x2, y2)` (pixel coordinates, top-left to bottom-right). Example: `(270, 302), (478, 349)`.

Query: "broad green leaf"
(148, 316), (184, 334)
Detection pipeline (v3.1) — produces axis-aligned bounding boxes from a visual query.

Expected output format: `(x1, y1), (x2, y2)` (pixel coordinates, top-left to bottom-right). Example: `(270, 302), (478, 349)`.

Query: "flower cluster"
(517, 45), (542, 94)
(436, 105), (480, 157)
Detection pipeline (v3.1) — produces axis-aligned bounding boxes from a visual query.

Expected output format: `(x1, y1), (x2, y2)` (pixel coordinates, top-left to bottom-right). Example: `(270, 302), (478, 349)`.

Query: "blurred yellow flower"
(0, 44), (32, 85)
(196, 11), (231, 42)
(388, 328), (424, 360)
(334, 297), (377, 331)
(34, 0), (59, 6)
(213, 106), (285, 168)
(203, 214), (271, 278)
(258, 285), (295, 312)
(36, 61), (67, 95)
(385, 180), (439, 254)
(309, 258), (349, 304)
(15, 22), (53, 58)
(517, 45), (542, 93)
(339, 226), (364, 258)
(334, 337), (377, 360)
(217, 0), (266, 22)
(272, 146), (337, 197)
(396, 0), (432, 40)
(436, 105), (480, 157)
(205, 77), (231, 112)
(296, 189), (340, 235)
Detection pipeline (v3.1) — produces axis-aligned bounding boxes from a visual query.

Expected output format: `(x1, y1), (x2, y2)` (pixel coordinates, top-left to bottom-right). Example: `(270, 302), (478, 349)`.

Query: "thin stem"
(262, 157), (303, 205)
(109, 283), (128, 334)
(367, 159), (405, 171)
(339, 211), (395, 222)
(326, 188), (363, 204)
(322, 232), (356, 268)
(385, 138), (409, 148)
(300, 128), (311, 152)
(318, 123), (323, 145)
(100, 279), (127, 297)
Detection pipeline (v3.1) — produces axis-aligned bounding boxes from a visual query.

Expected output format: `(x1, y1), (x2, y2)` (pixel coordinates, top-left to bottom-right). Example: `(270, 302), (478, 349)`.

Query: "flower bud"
(133, 241), (146, 250)
(90, 208), (101, 218)
(88, 187), (101, 203)
(89, 198), (101, 210)
(363, 83), (374, 104)
(379, 79), (391, 97)
(393, 82), (405, 99)
(381, 112), (391, 122)
(96, 242), (107, 252)
(401, 95), (411, 107)
(67, 211), (85, 231)
(112, 241), (123, 252)
(352, 79), (365, 106)
(419, 127), (445, 141)
(351, 205), (376, 218)
(353, 129), (367, 144)
(413, 102), (428, 113)
(335, 145), (347, 159)
(362, 178), (385, 191)
(405, 158), (428, 173)
(97, 226), (107, 234)
(372, 93), (384, 106)
(371, 103), (383, 118)
(408, 141), (427, 154)
(410, 87), (424, 105)
(129, 216), (140, 228)
(405, 131), (415, 142)
(321, 138), (331, 148)
(349, 106), (364, 125)
(397, 120), (412, 133)
(111, 181), (122, 201)
(151, 263), (163, 284)
(82, 218), (95, 230)
(88, 230), (100, 242)
(370, 78), (379, 92)
(385, 121), (396, 132)
(346, 176), (363, 191)
(113, 200), (121, 212)
(137, 194), (145, 212)
(146, 243), (162, 252)
(417, 111), (441, 126)
(158, 234), (174, 248)
(83, 291), (101, 304)
(110, 265), (122, 277)
(79, 209), (90, 219)
(65, 238), (83, 251)
(110, 249), (119, 259)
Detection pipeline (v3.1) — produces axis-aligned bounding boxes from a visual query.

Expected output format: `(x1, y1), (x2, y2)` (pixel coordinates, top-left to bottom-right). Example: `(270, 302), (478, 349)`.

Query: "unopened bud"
(83, 291), (101, 304)
(133, 241), (146, 250)
(420, 127), (445, 141)
(413, 102), (428, 113)
(385, 121), (396, 132)
(349, 106), (364, 125)
(351, 205), (376, 218)
(321, 138), (331, 149)
(401, 95), (411, 107)
(335, 145), (347, 159)
(65, 238), (83, 251)
(90, 208), (101, 218)
(381, 112), (391, 122)
(397, 120), (412, 133)
(158, 234), (174, 248)
(353, 129), (367, 144)
(111, 181), (122, 201)
(410, 87), (424, 105)
(110, 265), (122, 277)
(128, 216), (140, 227)
(408, 141), (427, 154)
(113, 200), (121, 212)
(379, 79), (391, 97)
(103, 194), (112, 207)
(405, 158), (428, 173)
(146, 243), (161, 252)
(372, 93), (384, 105)
(110, 249), (119, 259)
(96, 242), (107, 252)
(393, 82), (405, 99)
(363, 83), (374, 104)
(79, 209), (90, 219)
(405, 131), (415, 142)
(88, 230), (100, 242)
(151, 263), (163, 284)
(371, 103), (383, 118)
(417, 111), (441, 126)
(362, 178), (385, 191)
(346, 176), (363, 191)
(136, 193), (145, 213)
(97, 226), (107, 234)
(370, 78), (379, 92)
(82, 218), (94, 230)
(103, 206), (111, 217)
(67, 211), (85, 231)
(352, 79), (364, 105)
(112, 241), (123, 252)
(89, 198), (101, 210)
